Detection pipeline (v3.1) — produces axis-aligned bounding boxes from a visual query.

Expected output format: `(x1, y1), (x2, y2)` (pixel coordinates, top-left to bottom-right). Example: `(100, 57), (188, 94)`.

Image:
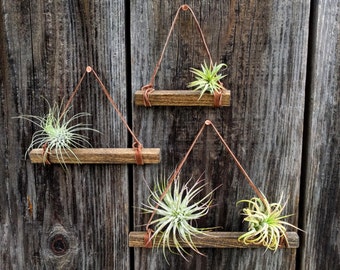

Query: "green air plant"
(17, 99), (99, 166)
(141, 177), (218, 262)
(237, 193), (301, 251)
(187, 61), (227, 99)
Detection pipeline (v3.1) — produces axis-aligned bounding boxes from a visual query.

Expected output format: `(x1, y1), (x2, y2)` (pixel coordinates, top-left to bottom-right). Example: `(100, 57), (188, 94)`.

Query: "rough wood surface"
(134, 89), (231, 106)
(131, 0), (309, 269)
(299, 1), (340, 269)
(1, 0), (338, 269)
(0, 0), (130, 269)
(29, 148), (161, 164)
(129, 232), (300, 249)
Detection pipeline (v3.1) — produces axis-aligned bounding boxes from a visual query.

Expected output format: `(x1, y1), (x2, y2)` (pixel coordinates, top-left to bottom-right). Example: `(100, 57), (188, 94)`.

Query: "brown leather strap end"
(141, 84), (154, 107)
(133, 142), (144, 165)
(42, 143), (51, 165)
(144, 229), (153, 248)
(213, 90), (222, 107)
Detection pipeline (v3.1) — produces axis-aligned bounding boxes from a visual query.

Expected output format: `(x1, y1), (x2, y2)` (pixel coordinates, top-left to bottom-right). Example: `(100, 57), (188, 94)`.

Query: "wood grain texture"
(1, 0), (338, 269)
(0, 0), (130, 269)
(131, 0), (309, 269)
(299, 1), (340, 269)
(134, 89), (231, 106)
(129, 232), (300, 249)
(29, 148), (161, 164)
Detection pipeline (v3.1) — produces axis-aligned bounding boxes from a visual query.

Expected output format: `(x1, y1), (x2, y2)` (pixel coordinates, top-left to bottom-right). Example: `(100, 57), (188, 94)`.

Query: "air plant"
(187, 61), (227, 99)
(237, 193), (302, 251)
(16, 99), (100, 166)
(141, 176), (218, 262)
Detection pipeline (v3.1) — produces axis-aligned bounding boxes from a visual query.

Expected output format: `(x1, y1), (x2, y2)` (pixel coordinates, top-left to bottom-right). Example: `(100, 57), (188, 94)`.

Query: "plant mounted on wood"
(188, 61), (227, 100)
(205, 121), (303, 251)
(237, 193), (303, 251)
(17, 66), (160, 166)
(141, 176), (218, 262)
(16, 98), (99, 166)
(134, 4), (230, 107)
(129, 120), (301, 257)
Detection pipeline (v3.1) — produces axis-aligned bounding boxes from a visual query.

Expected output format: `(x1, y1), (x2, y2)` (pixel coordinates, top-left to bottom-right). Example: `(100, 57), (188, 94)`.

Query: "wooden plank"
(131, 0), (309, 269)
(0, 0), (131, 269)
(129, 231), (299, 249)
(134, 89), (231, 106)
(29, 148), (161, 164)
(299, 2), (340, 270)
(0, 2), (34, 270)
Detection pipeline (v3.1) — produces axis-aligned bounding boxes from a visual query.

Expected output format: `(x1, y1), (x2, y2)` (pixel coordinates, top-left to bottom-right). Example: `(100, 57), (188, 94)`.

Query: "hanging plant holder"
(23, 66), (160, 165)
(129, 120), (300, 253)
(134, 4), (231, 107)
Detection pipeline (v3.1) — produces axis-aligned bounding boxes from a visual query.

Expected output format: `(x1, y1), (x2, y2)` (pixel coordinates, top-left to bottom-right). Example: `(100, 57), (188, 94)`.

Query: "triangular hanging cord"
(143, 120), (266, 247)
(60, 66), (144, 165)
(141, 4), (222, 107)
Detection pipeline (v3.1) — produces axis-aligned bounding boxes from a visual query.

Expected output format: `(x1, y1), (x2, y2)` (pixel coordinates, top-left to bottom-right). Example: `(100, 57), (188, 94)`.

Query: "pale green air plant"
(237, 193), (301, 251)
(141, 177), (218, 263)
(187, 61), (227, 99)
(16, 99), (100, 166)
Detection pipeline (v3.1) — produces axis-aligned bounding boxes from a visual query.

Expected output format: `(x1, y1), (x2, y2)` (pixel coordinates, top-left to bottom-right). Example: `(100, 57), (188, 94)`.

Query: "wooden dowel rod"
(29, 148), (161, 164)
(128, 231), (299, 248)
(134, 90), (231, 106)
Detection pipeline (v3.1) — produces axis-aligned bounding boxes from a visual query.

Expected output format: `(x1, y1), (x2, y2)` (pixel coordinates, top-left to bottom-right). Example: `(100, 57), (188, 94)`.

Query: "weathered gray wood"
(129, 231), (300, 249)
(131, 0), (309, 269)
(2, 0), (339, 269)
(0, 0), (130, 269)
(299, 1), (340, 269)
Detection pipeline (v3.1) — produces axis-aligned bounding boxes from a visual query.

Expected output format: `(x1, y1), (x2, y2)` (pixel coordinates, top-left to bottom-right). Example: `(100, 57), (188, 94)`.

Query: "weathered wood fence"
(0, 0), (338, 269)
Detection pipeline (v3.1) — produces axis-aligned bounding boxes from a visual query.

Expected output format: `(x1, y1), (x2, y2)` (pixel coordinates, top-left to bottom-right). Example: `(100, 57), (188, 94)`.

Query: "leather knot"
(141, 84), (154, 107)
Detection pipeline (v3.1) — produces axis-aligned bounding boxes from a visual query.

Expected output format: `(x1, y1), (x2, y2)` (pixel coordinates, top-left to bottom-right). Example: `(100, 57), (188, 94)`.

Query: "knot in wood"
(49, 234), (69, 256)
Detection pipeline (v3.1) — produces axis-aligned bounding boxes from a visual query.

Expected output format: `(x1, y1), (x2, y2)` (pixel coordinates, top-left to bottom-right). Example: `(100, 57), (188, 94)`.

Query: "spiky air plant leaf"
(141, 177), (218, 263)
(187, 61), (227, 99)
(237, 194), (302, 251)
(16, 99), (100, 166)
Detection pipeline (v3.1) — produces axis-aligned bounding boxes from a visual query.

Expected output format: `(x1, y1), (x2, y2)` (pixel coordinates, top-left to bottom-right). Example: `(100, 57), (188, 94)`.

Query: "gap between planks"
(129, 231), (299, 248)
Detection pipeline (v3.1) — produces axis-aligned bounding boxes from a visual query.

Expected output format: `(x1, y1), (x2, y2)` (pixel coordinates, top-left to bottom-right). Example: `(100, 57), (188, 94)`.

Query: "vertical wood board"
(131, 0), (309, 269)
(299, 1), (340, 269)
(1, 0), (339, 269)
(0, 0), (130, 269)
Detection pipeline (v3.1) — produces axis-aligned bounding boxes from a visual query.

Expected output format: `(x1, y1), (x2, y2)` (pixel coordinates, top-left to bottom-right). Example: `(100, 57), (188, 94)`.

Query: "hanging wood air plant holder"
(134, 4), (231, 107)
(129, 120), (299, 252)
(28, 66), (160, 165)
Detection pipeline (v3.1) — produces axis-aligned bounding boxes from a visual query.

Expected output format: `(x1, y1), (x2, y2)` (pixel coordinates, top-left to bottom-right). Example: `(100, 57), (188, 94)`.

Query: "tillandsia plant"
(141, 176), (218, 262)
(237, 193), (302, 251)
(187, 61), (227, 99)
(16, 98), (100, 166)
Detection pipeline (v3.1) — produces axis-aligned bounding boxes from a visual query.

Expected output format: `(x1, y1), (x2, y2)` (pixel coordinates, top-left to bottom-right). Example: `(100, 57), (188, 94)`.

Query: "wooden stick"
(29, 148), (161, 164)
(128, 231), (299, 248)
(134, 89), (231, 106)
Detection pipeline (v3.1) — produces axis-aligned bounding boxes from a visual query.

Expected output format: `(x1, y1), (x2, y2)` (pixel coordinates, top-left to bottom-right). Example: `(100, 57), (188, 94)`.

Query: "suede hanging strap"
(141, 4), (215, 107)
(61, 66), (145, 165)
